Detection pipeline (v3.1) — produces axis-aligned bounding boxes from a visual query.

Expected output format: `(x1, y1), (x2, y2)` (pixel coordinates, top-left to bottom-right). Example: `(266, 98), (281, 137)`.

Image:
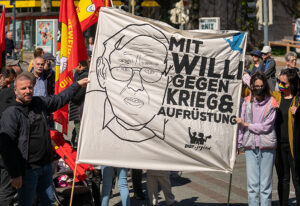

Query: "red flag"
(51, 130), (94, 182)
(77, 0), (105, 32)
(105, 0), (112, 7)
(54, 0), (88, 134)
(0, 7), (5, 67)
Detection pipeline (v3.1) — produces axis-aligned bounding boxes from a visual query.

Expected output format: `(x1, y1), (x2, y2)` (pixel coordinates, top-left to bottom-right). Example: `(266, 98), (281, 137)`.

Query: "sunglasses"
(277, 79), (287, 87)
(289, 59), (297, 62)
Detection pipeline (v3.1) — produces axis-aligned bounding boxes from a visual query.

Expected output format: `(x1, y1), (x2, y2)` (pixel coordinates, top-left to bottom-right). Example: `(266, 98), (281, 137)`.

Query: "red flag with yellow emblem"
(51, 130), (94, 182)
(77, 0), (105, 32)
(54, 0), (88, 134)
(0, 7), (5, 67)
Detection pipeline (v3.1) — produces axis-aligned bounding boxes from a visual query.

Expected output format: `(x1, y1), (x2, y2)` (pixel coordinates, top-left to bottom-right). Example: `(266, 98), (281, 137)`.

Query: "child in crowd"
(147, 170), (175, 206)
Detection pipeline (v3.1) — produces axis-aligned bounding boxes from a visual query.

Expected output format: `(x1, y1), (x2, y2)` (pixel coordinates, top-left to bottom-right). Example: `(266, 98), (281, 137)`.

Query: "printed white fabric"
(77, 7), (247, 173)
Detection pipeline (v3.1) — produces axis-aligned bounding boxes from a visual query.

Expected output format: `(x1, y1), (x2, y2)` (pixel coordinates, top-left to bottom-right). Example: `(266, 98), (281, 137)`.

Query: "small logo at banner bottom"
(185, 127), (212, 151)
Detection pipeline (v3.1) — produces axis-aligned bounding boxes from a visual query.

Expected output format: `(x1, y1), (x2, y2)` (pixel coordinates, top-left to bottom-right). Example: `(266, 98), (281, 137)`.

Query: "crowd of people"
(0, 34), (299, 206)
(239, 46), (300, 206)
(0, 40), (176, 206)
(0, 45), (89, 206)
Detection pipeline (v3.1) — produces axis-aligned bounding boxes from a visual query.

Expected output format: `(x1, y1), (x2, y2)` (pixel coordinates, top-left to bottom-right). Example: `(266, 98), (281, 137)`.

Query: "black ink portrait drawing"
(95, 24), (172, 142)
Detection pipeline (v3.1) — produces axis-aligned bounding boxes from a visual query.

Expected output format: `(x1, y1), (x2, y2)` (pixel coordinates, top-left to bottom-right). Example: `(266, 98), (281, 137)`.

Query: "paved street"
(107, 154), (296, 206)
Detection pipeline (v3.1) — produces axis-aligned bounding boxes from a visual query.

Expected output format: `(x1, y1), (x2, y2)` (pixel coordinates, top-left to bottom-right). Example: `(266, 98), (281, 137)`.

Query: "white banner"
(77, 7), (247, 173)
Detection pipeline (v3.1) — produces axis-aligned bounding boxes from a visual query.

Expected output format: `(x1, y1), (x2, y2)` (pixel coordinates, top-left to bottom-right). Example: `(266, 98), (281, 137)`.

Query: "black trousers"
(132, 169), (143, 194)
(0, 167), (16, 206)
(276, 143), (300, 206)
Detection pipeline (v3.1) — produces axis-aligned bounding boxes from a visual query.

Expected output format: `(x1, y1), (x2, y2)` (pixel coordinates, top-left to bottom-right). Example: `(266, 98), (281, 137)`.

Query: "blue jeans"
(101, 166), (130, 206)
(17, 164), (55, 206)
(245, 148), (275, 206)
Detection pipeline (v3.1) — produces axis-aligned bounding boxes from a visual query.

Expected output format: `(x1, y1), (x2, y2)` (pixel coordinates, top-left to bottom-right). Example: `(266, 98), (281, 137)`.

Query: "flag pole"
(69, 163), (78, 206)
(110, 0), (114, 7)
(227, 173), (233, 206)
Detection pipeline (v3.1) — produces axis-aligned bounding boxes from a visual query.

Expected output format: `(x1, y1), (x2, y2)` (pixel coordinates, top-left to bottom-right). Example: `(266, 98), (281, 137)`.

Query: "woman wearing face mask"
(273, 69), (300, 206)
(237, 72), (278, 206)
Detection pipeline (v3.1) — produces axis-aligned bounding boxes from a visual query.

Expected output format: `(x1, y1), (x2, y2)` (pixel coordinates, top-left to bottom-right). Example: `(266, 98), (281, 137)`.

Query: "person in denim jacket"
(237, 72), (278, 206)
(259, 46), (276, 90)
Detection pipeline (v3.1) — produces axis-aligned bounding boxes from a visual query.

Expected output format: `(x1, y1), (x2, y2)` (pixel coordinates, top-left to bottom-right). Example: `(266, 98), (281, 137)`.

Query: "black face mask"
(253, 88), (264, 96)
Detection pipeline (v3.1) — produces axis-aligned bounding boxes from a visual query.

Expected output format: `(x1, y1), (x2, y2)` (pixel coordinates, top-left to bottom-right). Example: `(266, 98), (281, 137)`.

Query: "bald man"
(5, 32), (17, 60)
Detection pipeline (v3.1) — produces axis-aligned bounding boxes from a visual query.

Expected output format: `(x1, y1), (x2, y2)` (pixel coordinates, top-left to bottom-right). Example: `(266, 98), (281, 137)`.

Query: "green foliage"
(270, 47), (289, 56)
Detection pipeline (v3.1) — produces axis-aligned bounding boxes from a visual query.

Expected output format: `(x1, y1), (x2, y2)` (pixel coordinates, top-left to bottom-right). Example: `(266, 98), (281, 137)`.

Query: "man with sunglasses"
(249, 50), (262, 75)
(258, 46), (276, 90)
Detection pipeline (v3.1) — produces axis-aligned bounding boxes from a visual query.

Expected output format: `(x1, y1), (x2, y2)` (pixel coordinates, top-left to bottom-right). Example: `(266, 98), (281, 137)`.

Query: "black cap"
(42, 53), (56, 61)
(250, 50), (262, 57)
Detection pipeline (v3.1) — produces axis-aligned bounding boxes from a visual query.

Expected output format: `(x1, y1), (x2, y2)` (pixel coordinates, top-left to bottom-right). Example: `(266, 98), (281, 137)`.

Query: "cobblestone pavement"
(104, 154), (296, 206)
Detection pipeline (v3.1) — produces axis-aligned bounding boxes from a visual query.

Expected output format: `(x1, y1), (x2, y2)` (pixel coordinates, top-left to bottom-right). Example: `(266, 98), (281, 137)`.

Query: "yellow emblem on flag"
(77, 0), (95, 22)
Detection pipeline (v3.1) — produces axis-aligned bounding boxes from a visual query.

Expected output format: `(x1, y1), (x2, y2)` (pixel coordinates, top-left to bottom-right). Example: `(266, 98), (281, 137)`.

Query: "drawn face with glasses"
(99, 36), (169, 126)
(110, 66), (163, 83)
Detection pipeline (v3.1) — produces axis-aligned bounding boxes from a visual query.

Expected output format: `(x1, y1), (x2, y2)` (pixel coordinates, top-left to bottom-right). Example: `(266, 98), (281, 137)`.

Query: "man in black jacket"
(0, 86), (16, 206)
(42, 53), (56, 96)
(69, 60), (88, 148)
(0, 72), (89, 205)
(5, 32), (17, 60)
(0, 79), (16, 206)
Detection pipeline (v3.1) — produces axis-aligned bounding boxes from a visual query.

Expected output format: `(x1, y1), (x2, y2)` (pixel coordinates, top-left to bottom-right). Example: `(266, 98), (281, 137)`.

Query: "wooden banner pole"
(69, 163), (78, 206)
